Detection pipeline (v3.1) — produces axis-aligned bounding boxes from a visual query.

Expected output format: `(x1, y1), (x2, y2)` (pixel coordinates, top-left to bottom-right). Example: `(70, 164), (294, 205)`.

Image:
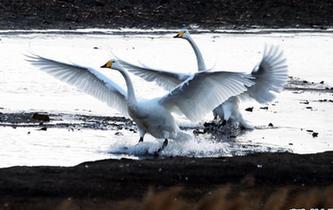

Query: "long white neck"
(186, 35), (207, 71)
(117, 67), (137, 107)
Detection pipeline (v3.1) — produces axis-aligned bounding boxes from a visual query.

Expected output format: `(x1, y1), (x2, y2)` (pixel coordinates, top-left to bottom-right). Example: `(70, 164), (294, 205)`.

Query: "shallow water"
(0, 30), (332, 167)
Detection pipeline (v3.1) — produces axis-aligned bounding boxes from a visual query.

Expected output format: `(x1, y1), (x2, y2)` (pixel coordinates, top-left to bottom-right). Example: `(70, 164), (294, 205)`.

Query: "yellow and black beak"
(101, 60), (113, 68)
(174, 31), (184, 38)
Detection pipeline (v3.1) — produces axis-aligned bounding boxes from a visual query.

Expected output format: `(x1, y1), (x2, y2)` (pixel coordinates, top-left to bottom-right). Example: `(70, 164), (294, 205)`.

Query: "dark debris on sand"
(0, 112), (136, 132)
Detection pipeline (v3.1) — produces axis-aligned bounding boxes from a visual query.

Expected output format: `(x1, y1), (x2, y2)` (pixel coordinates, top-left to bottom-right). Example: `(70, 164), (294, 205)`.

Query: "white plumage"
(119, 30), (288, 129)
(27, 55), (254, 151)
(26, 55), (129, 116)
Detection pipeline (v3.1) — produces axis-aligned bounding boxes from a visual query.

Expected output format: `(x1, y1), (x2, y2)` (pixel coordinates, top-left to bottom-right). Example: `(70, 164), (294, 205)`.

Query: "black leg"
(155, 139), (168, 156)
(158, 139), (168, 152)
(138, 136), (144, 143)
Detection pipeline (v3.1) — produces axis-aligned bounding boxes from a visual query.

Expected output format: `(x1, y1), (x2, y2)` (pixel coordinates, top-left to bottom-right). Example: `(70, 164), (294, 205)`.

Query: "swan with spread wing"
(27, 55), (254, 152)
(119, 30), (288, 129)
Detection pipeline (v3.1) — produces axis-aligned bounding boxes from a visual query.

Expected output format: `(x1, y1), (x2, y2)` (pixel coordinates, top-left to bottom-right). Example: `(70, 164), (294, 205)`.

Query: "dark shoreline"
(1, 0), (333, 30)
(1, 152), (333, 200)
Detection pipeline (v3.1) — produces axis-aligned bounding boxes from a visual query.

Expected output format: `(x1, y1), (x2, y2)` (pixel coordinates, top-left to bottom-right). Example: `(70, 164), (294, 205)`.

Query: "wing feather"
(26, 54), (129, 116)
(244, 45), (288, 103)
(159, 71), (255, 122)
(118, 59), (191, 91)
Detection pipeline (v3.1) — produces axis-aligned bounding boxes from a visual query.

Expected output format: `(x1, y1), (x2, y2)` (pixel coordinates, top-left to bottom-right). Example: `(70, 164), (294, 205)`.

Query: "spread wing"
(244, 45), (288, 103)
(26, 54), (129, 116)
(159, 71), (255, 122)
(118, 59), (191, 91)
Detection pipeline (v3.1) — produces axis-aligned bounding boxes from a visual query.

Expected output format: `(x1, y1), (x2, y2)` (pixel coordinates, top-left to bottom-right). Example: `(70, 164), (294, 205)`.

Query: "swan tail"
(247, 45), (288, 104)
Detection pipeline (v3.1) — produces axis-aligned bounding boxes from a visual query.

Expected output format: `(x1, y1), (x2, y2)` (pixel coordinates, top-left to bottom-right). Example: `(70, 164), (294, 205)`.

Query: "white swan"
(27, 55), (255, 152)
(175, 30), (288, 128)
(119, 30), (288, 129)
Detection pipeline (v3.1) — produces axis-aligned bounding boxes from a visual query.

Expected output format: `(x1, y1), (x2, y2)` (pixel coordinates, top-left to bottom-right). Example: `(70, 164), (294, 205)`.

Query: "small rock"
(303, 80), (308, 84)
(300, 100), (309, 104)
(245, 107), (254, 112)
(268, 123), (274, 127)
(32, 113), (50, 122)
(93, 46), (99, 49)
(129, 128), (136, 132)
(40, 127), (47, 131)
(27, 131), (31, 134)
(305, 106), (312, 110)
(312, 132), (318, 137)
(260, 106), (269, 110)
(115, 131), (123, 136)
(288, 143), (293, 145)
(320, 81), (324, 84)
(306, 130), (313, 133)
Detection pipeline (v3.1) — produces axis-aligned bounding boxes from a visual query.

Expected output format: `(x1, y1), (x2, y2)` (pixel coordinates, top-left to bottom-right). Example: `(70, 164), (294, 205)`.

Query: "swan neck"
(118, 69), (137, 106)
(187, 36), (206, 71)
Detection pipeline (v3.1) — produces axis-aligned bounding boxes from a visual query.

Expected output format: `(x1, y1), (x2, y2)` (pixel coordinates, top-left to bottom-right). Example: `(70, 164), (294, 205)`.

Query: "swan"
(175, 30), (288, 128)
(119, 30), (288, 129)
(27, 55), (255, 152)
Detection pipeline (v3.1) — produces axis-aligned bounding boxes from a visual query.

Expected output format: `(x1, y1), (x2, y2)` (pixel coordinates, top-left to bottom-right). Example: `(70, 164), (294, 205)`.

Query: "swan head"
(174, 29), (190, 39)
(101, 59), (122, 70)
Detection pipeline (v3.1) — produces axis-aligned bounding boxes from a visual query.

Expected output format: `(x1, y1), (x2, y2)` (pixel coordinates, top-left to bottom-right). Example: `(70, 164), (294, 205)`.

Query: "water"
(0, 30), (332, 167)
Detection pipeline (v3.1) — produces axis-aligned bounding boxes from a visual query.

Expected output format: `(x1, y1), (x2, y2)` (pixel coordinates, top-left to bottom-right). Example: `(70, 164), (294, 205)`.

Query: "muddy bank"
(0, 151), (333, 203)
(1, 0), (333, 30)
